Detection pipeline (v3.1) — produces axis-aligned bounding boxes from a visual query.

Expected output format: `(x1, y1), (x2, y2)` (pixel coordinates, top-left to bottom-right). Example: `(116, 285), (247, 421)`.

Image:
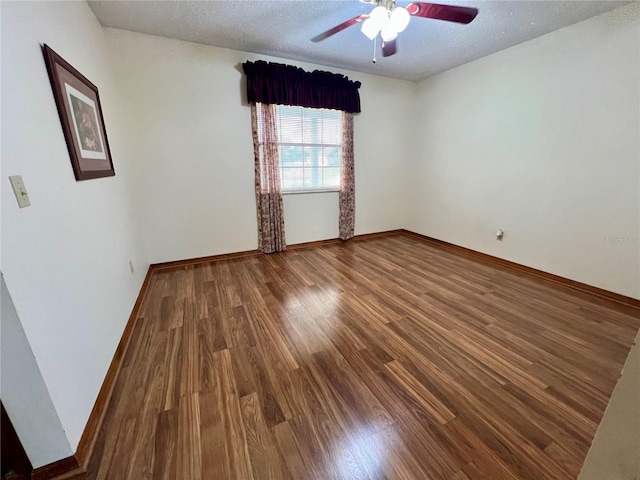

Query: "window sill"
(282, 188), (340, 195)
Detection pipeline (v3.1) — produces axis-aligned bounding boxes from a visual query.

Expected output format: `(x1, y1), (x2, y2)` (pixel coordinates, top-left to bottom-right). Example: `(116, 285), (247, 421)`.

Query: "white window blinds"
(257, 105), (342, 192)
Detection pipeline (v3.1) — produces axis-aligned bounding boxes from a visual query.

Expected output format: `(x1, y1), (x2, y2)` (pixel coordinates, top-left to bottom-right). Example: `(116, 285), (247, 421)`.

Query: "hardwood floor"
(86, 232), (640, 479)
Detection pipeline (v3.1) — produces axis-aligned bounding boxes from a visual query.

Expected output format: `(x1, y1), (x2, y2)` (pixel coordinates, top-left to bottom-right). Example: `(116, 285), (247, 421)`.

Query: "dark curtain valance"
(242, 60), (361, 113)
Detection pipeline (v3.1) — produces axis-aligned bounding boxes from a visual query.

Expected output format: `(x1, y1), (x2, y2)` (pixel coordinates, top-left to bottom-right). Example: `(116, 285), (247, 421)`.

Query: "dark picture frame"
(42, 44), (115, 181)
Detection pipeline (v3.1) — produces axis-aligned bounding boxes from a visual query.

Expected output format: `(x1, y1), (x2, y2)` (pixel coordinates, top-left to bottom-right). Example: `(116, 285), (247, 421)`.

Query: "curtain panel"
(339, 112), (355, 241)
(250, 103), (286, 253)
(242, 60), (361, 113)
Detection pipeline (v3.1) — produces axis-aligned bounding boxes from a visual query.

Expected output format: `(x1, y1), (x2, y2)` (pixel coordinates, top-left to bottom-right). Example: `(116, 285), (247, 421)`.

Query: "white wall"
(104, 29), (414, 263)
(579, 330), (640, 480)
(406, 3), (640, 299)
(1, 0), (148, 458)
(1, 275), (74, 467)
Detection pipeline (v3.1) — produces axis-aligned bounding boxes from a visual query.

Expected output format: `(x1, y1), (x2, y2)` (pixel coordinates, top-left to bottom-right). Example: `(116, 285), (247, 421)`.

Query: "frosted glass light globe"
(368, 5), (389, 29)
(361, 17), (379, 40)
(390, 6), (410, 33)
(380, 23), (398, 42)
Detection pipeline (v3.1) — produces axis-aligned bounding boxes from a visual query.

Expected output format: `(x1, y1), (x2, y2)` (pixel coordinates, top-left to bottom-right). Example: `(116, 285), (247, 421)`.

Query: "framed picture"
(42, 44), (115, 181)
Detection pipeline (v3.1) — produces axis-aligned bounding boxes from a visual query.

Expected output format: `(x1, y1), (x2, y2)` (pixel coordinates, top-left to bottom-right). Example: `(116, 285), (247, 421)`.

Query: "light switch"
(9, 175), (31, 208)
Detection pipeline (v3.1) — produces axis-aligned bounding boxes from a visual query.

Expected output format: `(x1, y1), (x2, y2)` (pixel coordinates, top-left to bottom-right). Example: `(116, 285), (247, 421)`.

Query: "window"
(256, 105), (342, 193)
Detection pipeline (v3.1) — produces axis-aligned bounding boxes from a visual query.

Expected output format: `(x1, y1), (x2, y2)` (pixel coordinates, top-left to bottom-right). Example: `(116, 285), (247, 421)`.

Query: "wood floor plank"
(273, 420), (315, 480)
(240, 392), (288, 479)
(383, 360), (456, 425)
(199, 391), (229, 480)
(197, 317), (217, 394)
(87, 233), (640, 479)
(287, 368), (356, 479)
(312, 348), (394, 436)
(177, 393), (202, 480)
(368, 425), (433, 479)
(100, 418), (137, 479)
(436, 419), (519, 480)
(215, 348), (254, 480)
(161, 326), (183, 411)
(153, 408), (178, 480)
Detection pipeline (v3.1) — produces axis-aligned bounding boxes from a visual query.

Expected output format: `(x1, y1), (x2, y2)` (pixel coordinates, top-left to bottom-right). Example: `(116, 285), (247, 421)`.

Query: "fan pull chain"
(372, 36), (377, 64)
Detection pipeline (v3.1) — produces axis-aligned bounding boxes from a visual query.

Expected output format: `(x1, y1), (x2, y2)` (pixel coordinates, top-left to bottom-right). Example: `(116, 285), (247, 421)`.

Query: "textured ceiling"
(88, 0), (629, 81)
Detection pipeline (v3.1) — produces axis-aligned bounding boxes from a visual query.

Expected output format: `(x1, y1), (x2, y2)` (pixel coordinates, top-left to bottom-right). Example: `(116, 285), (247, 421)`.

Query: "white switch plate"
(9, 175), (31, 208)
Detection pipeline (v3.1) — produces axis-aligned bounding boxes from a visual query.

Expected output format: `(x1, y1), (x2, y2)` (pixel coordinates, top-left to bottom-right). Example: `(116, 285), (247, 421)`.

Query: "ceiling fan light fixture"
(390, 6), (410, 32)
(312, 1), (479, 59)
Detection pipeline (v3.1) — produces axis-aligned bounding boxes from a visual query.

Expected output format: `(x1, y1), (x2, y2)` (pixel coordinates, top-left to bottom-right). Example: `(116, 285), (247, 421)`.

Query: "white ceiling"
(88, 0), (629, 81)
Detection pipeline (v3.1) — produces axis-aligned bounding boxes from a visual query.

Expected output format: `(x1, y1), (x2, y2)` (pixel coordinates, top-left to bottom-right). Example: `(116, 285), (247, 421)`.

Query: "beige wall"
(579, 331), (640, 480)
(0, 276), (73, 467)
(407, 3), (640, 299)
(104, 28), (414, 263)
(1, 0), (149, 456)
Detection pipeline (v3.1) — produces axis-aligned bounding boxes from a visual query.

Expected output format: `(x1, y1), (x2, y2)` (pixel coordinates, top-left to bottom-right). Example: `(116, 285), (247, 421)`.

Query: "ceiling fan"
(311, 0), (478, 60)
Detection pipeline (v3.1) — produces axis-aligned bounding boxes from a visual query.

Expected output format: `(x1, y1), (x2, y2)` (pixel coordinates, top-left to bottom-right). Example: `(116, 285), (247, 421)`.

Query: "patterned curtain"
(251, 103), (286, 253)
(339, 112), (355, 241)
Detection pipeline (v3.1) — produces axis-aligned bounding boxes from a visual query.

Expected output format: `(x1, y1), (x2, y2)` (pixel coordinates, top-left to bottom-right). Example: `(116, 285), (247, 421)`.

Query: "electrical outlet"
(129, 260), (134, 274)
(9, 175), (31, 208)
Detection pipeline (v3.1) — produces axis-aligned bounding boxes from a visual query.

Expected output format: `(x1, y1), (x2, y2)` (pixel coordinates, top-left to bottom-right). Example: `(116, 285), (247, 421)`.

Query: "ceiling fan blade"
(382, 39), (397, 57)
(311, 14), (368, 42)
(406, 2), (478, 24)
